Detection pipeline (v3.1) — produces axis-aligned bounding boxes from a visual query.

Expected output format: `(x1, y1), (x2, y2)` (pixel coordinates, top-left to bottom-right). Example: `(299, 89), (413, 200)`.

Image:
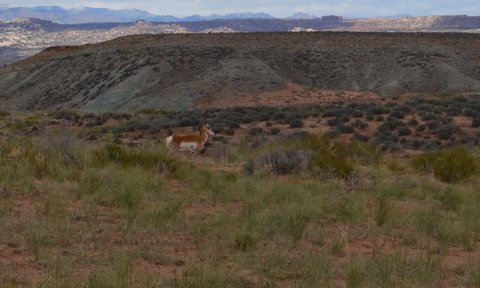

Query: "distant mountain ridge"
(1, 13), (480, 66)
(0, 6), (275, 24)
(288, 12), (319, 19)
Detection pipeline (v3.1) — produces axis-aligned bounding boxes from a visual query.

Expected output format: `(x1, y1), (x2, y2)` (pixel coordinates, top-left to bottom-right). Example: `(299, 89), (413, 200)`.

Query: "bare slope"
(1, 32), (480, 112)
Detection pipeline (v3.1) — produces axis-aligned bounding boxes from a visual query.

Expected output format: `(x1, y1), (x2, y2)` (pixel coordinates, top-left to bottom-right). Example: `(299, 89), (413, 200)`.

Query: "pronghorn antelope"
(165, 124), (215, 153)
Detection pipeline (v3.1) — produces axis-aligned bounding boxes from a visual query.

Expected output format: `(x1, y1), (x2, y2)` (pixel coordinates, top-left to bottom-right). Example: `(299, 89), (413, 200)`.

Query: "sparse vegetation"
(412, 146), (479, 182)
(2, 97), (480, 286)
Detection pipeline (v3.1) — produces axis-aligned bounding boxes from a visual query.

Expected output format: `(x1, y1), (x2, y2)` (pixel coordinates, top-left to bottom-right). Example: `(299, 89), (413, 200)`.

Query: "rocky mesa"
(0, 32), (480, 112)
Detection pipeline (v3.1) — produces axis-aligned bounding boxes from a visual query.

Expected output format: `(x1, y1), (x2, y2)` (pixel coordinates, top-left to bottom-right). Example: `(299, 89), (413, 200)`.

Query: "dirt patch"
(194, 82), (379, 109)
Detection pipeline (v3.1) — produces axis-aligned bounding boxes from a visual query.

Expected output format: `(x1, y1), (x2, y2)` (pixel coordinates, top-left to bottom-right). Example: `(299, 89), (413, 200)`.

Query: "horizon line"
(0, 5), (478, 19)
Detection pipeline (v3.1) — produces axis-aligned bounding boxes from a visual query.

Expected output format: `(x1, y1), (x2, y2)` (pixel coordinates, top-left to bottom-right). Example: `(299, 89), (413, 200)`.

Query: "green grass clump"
(276, 208), (311, 241)
(234, 231), (258, 251)
(140, 202), (183, 229)
(92, 144), (178, 173)
(436, 188), (463, 211)
(364, 253), (440, 287)
(412, 146), (478, 182)
(248, 133), (382, 177)
(466, 265), (480, 287)
(175, 265), (250, 288)
(336, 197), (364, 223)
(48, 110), (81, 121)
(136, 108), (170, 115)
(0, 111), (10, 119)
(86, 254), (132, 288)
(302, 134), (380, 177)
(346, 256), (365, 288)
(7, 117), (39, 130)
(374, 193), (392, 226)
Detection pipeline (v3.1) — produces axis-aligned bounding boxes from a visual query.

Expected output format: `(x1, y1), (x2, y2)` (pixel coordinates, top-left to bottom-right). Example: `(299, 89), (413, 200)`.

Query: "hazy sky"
(2, 0), (480, 17)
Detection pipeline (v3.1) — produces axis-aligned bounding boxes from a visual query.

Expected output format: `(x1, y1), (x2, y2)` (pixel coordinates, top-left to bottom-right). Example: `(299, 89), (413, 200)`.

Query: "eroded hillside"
(1, 32), (480, 112)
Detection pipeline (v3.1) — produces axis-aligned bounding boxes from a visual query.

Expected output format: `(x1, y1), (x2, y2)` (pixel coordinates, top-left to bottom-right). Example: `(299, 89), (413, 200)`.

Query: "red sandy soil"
(194, 82), (379, 109)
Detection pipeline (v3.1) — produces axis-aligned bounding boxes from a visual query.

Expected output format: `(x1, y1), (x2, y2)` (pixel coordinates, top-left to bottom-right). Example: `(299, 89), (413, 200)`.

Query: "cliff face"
(1, 32), (480, 112)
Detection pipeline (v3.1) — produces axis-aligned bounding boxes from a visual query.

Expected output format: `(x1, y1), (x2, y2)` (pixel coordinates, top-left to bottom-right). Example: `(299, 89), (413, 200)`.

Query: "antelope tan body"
(165, 124), (214, 153)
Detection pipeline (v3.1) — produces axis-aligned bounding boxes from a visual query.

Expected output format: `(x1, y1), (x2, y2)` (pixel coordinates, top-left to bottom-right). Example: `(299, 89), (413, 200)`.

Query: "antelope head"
(202, 124), (215, 136)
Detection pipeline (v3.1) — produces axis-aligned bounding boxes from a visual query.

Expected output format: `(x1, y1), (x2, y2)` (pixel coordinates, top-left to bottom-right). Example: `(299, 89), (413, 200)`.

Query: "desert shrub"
(407, 118), (419, 126)
(224, 128), (235, 136)
(368, 106), (386, 115)
(338, 124), (354, 134)
(273, 112), (287, 120)
(381, 119), (402, 131)
(454, 95), (468, 102)
(312, 152), (354, 178)
(300, 134), (379, 177)
(426, 120), (440, 131)
(49, 110), (80, 121)
(352, 133), (369, 143)
(420, 140), (440, 151)
(352, 110), (363, 118)
(407, 139), (425, 150)
(398, 126), (412, 136)
(94, 117), (105, 126)
(327, 118), (341, 126)
(464, 108), (477, 117)
(411, 146), (478, 182)
(246, 133), (380, 177)
(342, 106), (355, 116)
(447, 107), (462, 117)
(84, 122), (96, 128)
(375, 132), (399, 151)
(435, 125), (457, 141)
(322, 108), (343, 118)
(249, 127), (263, 136)
(82, 113), (96, 119)
(328, 116), (349, 126)
(210, 123), (224, 134)
(390, 110), (406, 119)
(258, 148), (312, 175)
(92, 144), (178, 173)
(180, 117), (200, 127)
(226, 120), (240, 129)
(288, 118), (303, 128)
(352, 120), (368, 130)
(212, 136), (226, 143)
(416, 125), (426, 132)
(257, 111), (272, 122)
(421, 113), (437, 122)
(271, 128), (281, 135)
(242, 115), (254, 124)
(472, 118), (480, 128)
(111, 113), (131, 120)
(375, 115), (385, 122)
